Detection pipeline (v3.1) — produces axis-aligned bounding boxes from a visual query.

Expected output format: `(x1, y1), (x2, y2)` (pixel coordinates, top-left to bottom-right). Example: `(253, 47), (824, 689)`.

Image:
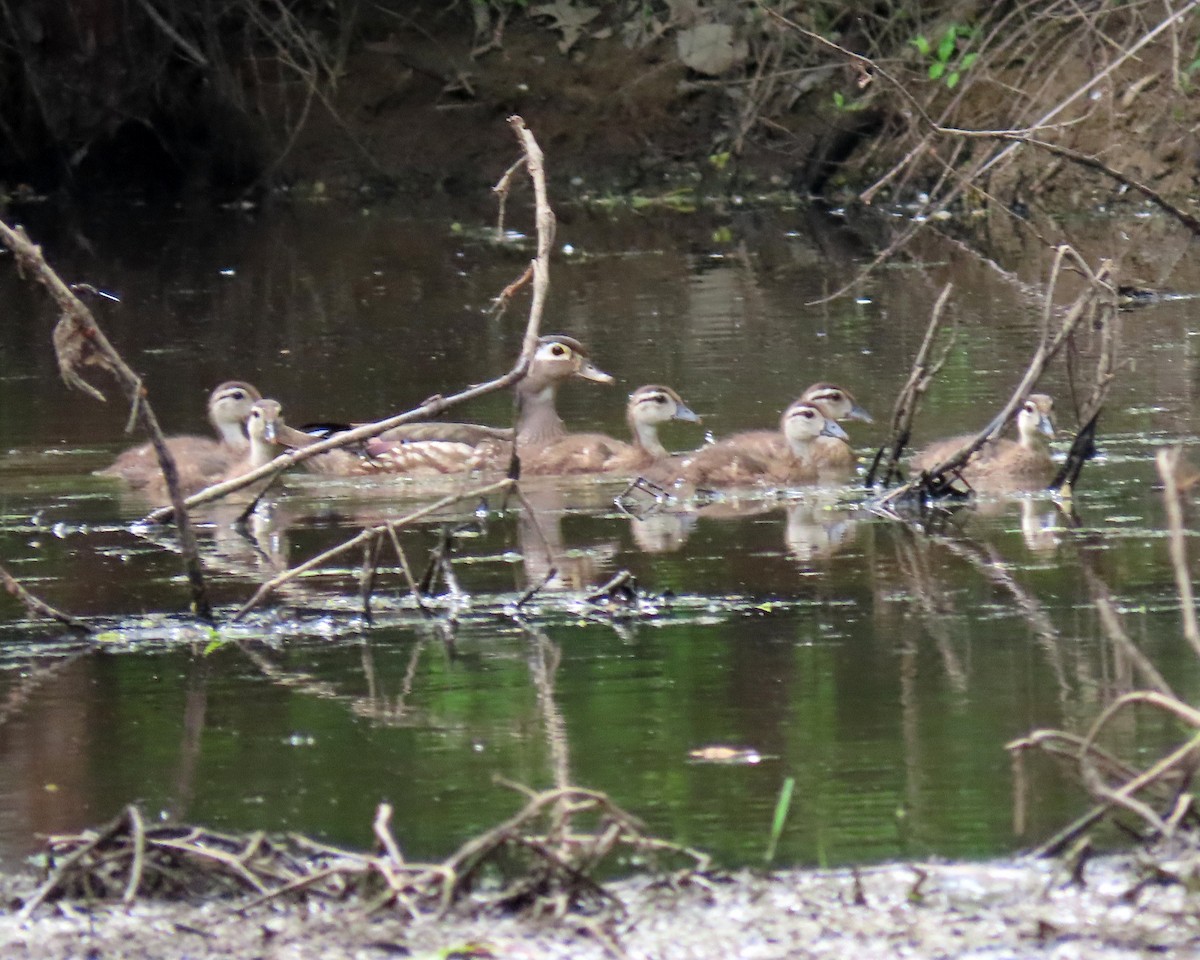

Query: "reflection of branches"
(1012, 451), (1200, 853)
(0, 652), (89, 729)
(232, 479), (514, 620)
(525, 627), (570, 793)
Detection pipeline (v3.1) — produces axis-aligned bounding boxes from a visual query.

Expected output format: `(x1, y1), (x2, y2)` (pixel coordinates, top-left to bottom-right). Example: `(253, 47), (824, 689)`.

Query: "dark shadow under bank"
(2, 854), (1198, 958)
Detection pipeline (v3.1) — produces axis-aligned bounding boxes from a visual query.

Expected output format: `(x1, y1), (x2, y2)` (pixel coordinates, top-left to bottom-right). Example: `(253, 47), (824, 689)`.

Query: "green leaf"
(937, 27), (957, 63)
(764, 777), (795, 864)
(960, 52), (980, 71)
(928, 61), (946, 80)
(832, 91), (845, 108)
(910, 35), (931, 57)
(946, 71), (960, 89)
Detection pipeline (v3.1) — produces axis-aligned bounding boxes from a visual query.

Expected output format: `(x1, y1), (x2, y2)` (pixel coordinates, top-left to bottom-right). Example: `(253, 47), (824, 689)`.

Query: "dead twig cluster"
(22, 788), (710, 920)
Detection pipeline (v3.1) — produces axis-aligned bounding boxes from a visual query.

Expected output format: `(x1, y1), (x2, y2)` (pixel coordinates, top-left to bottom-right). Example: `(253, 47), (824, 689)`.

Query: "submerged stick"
(0, 219), (212, 620)
(0, 562), (91, 632)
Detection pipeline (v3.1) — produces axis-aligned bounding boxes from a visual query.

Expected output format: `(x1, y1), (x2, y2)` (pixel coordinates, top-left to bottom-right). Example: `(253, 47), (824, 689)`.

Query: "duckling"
(216, 399), (283, 485)
(718, 382), (868, 474)
(678, 400), (850, 487)
(525, 384), (701, 477)
(99, 381), (262, 491)
(283, 335), (614, 477)
(911, 394), (1055, 493)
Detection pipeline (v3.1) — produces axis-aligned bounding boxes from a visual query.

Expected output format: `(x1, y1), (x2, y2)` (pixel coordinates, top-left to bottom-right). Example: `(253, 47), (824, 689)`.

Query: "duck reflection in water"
(517, 483), (619, 593)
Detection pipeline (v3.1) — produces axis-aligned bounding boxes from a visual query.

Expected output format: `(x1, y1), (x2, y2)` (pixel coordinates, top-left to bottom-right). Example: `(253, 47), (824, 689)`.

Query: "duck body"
(678, 401), (849, 488)
(280, 335), (614, 479)
(99, 381), (262, 493)
(911, 394), (1055, 493)
(523, 384), (701, 477)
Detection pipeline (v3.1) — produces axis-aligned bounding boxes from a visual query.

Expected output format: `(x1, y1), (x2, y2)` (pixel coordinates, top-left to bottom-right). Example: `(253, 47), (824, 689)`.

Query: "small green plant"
(831, 90), (867, 112)
(764, 776), (795, 864)
(911, 24), (979, 89)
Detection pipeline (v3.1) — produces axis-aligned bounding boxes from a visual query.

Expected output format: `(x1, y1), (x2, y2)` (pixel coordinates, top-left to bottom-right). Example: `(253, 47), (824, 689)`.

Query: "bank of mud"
(3, 854), (1199, 959)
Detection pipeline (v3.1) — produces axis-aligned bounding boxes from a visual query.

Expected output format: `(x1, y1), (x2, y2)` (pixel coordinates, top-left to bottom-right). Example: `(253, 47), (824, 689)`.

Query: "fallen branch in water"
(765, 1), (1200, 304)
(0, 562), (92, 632)
(142, 114), (554, 525)
(0, 221), (212, 620)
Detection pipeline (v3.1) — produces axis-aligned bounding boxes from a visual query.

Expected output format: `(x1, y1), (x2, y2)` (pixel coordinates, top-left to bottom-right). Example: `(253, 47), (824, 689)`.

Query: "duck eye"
(231, 391), (246, 401)
(653, 395), (667, 404)
(551, 344), (567, 357)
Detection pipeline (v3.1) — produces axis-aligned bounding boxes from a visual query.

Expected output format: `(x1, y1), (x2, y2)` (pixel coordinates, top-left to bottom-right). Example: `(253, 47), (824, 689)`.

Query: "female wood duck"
(911, 394), (1056, 493)
(99, 381), (262, 491)
(678, 400), (850, 487)
(286, 335), (615, 477)
(522, 384), (701, 476)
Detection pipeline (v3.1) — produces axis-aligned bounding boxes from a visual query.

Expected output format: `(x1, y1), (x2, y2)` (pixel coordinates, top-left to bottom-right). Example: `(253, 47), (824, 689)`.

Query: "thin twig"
(0, 562), (91, 632)
(1157, 447), (1200, 657)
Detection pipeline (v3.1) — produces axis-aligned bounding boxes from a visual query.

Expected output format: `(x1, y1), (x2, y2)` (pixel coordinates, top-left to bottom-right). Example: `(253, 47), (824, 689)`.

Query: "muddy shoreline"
(3, 855), (1198, 959)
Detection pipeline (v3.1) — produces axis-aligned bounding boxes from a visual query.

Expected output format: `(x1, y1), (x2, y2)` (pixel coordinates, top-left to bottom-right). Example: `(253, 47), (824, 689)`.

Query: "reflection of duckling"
(678, 401), (849, 487)
(627, 509), (698, 554)
(912, 395), (1056, 493)
(530, 384), (701, 476)
(783, 500), (858, 564)
(517, 485), (618, 592)
(99, 381), (262, 494)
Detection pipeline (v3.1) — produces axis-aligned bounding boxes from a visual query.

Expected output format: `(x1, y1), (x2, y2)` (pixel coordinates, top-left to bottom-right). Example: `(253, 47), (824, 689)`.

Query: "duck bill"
(820, 420), (850, 441)
(674, 403), (702, 424)
(577, 359), (615, 385)
(1038, 415), (1055, 438)
(849, 403), (874, 423)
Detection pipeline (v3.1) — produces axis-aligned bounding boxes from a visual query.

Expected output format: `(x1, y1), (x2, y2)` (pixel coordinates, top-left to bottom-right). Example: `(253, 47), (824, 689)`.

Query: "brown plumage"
(706, 382), (868, 476)
(279, 335), (614, 477)
(678, 400), (850, 487)
(524, 384), (701, 477)
(911, 394), (1056, 493)
(98, 381), (262, 493)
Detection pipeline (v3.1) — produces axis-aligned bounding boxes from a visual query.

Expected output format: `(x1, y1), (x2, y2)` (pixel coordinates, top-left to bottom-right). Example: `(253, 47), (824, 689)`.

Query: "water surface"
(1, 197), (1198, 870)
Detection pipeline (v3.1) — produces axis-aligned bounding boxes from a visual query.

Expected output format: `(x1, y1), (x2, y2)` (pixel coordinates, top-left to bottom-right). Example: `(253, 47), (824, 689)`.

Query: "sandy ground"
(3, 855), (1199, 959)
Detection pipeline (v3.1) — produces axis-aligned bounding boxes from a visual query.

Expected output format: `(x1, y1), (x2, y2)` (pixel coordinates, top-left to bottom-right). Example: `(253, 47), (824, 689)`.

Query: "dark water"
(1, 196), (1199, 870)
